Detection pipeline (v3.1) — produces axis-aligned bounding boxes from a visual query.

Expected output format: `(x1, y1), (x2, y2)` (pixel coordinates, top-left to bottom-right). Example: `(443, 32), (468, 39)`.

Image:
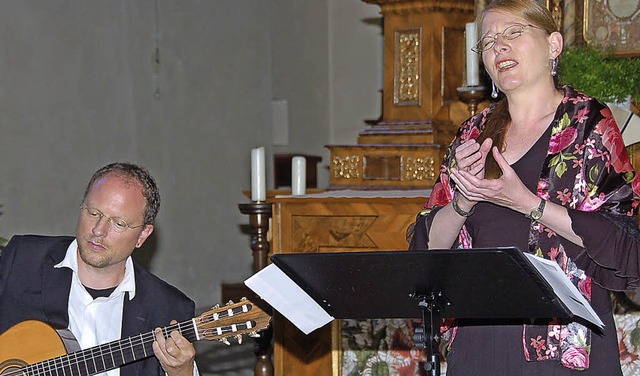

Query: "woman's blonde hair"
(478, 0), (559, 35)
(475, 0), (560, 179)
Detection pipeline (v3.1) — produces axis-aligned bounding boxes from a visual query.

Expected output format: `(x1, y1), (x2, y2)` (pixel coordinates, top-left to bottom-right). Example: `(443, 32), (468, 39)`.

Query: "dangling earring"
(491, 81), (499, 98)
(551, 57), (558, 76)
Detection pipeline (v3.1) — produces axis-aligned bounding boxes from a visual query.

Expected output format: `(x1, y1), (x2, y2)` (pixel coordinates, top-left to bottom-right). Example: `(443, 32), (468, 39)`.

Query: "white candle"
(251, 147), (266, 201)
(466, 22), (480, 87)
(291, 156), (306, 196)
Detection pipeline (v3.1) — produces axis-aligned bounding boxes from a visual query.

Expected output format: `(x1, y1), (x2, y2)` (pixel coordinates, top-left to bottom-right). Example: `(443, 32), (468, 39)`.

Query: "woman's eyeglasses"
(472, 23), (541, 54)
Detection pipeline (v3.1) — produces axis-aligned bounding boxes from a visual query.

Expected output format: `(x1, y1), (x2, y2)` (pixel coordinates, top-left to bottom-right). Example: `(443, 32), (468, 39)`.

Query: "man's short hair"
(83, 162), (161, 224)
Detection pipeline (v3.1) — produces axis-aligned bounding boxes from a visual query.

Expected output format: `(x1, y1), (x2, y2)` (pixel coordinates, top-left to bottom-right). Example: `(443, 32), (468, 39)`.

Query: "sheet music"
(244, 264), (334, 334)
(524, 253), (604, 329)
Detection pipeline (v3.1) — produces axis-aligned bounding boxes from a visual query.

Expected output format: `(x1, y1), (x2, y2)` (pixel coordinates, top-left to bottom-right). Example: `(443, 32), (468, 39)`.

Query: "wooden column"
(238, 202), (273, 376)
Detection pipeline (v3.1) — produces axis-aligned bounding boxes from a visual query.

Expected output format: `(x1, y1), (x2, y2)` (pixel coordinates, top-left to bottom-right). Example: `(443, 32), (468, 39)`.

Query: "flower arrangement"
(559, 45), (640, 104)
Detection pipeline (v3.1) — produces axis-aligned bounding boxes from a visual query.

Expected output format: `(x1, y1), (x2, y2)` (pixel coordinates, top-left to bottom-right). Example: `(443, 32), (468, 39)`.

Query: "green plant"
(559, 45), (640, 103)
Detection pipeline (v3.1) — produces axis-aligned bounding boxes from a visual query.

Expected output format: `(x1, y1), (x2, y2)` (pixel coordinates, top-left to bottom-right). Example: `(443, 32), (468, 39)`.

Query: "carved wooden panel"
(291, 216), (378, 252)
(270, 195), (428, 376)
(272, 196), (426, 254)
(326, 144), (440, 190)
(383, 11), (472, 121)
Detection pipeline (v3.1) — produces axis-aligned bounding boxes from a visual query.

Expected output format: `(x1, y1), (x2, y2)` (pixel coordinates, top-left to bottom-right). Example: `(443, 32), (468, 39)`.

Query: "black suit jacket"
(0, 235), (196, 376)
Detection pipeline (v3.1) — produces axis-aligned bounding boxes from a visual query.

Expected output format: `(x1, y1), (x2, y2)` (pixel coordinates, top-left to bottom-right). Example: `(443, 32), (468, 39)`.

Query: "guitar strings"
(7, 304), (252, 376)
(15, 313), (222, 375)
(21, 323), (191, 376)
(3, 322), (191, 376)
(23, 305), (253, 375)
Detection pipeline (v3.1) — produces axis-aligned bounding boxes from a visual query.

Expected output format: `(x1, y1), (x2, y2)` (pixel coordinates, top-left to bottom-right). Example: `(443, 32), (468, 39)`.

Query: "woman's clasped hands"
(450, 138), (533, 213)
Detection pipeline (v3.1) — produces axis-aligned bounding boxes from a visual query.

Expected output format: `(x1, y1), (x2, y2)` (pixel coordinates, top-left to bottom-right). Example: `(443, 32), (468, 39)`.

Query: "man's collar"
(55, 239), (137, 300)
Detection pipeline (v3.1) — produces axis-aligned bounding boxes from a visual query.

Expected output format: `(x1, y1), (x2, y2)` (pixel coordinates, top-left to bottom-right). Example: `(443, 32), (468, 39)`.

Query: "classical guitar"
(0, 298), (270, 375)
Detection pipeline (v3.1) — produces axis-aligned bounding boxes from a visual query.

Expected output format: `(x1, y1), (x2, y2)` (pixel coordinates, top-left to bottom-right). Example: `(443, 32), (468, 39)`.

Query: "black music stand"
(270, 247), (576, 376)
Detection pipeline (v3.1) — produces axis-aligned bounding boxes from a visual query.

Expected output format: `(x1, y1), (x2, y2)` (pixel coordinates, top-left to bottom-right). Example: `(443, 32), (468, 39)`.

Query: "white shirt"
(56, 240), (135, 376)
(55, 240), (200, 376)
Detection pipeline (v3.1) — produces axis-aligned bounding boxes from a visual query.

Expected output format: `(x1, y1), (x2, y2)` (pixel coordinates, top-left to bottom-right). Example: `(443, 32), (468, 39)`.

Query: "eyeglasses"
(472, 23), (541, 53)
(80, 205), (145, 233)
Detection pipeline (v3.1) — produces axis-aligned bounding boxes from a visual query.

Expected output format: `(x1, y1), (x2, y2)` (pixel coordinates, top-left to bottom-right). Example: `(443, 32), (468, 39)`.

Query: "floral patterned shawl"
(412, 86), (640, 370)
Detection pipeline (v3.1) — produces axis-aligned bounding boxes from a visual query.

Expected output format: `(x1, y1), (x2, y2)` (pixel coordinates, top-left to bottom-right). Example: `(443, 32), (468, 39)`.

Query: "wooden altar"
(268, 0), (475, 374)
(269, 190), (430, 375)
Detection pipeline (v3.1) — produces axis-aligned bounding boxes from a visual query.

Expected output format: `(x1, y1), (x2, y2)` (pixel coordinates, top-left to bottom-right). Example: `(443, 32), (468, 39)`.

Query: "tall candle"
(465, 22), (480, 87)
(291, 156), (306, 196)
(251, 147), (266, 201)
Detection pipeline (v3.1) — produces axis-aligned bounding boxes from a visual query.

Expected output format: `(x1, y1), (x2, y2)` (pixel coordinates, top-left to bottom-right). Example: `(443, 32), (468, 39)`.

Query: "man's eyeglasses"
(80, 205), (145, 233)
(472, 24), (541, 53)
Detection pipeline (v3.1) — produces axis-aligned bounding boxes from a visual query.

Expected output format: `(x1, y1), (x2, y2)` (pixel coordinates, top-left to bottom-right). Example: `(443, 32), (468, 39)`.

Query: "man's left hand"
(153, 320), (197, 376)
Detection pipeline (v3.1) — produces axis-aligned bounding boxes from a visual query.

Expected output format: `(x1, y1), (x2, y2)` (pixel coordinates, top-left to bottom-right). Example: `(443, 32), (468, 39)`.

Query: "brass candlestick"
(457, 85), (488, 116)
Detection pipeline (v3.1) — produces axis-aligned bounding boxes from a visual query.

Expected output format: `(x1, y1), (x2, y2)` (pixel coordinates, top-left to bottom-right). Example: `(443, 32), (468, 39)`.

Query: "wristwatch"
(526, 198), (546, 222)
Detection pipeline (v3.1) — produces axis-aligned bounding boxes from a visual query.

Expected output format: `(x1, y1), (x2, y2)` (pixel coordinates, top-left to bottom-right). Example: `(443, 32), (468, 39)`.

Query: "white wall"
(269, 0), (382, 187)
(270, 0), (331, 186)
(0, 0), (382, 374)
(0, 0), (274, 305)
(328, 0), (383, 145)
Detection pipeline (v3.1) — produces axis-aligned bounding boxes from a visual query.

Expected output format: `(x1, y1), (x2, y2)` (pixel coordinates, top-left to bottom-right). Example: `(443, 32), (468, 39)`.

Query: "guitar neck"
(4, 299), (270, 376)
(25, 320), (197, 376)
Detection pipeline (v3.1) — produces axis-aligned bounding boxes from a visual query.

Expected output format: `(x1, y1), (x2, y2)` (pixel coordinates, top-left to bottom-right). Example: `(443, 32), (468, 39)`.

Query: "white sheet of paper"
(244, 264), (334, 335)
(524, 253), (604, 329)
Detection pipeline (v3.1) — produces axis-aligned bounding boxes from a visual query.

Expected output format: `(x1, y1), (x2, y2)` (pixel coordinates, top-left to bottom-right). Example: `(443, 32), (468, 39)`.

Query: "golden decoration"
(394, 29), (421, 105)
(404, 157), (436, 181)
(332, 156), (361, 179)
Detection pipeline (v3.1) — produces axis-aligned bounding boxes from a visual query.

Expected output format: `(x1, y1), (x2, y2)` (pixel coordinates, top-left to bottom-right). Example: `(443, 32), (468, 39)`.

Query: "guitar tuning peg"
(219, 337), (231, 346)
(240, 296), (247, 301)
(248, 331), (261, 338)
(226, 300), (234, 305)
(236, 334), (243, 344)
(211, 304), (220, 309)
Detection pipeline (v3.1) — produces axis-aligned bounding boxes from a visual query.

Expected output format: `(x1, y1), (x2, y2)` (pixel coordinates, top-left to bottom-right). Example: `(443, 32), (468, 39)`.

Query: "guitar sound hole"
(0, 358), (28, 374)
